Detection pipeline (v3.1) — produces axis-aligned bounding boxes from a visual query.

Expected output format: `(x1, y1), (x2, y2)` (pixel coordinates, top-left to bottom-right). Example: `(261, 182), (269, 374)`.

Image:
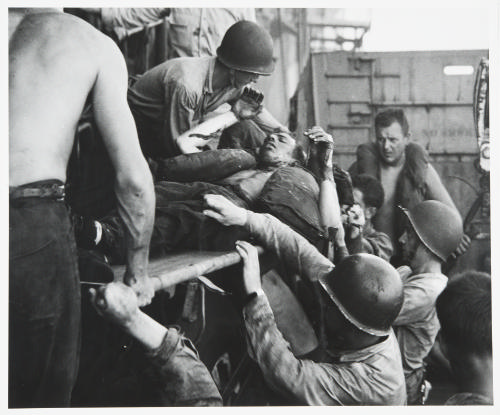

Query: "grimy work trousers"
(9, 180), (81, 408)
(100, 181), (250, 263)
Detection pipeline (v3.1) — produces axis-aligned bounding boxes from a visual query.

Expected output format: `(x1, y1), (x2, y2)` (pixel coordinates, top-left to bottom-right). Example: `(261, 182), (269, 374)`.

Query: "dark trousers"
(101, 182), (250, 263)
(9, 193), (81, 408)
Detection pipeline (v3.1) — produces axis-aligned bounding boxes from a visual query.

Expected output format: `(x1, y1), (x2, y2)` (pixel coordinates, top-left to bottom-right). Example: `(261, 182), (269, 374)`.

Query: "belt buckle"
(45, 183), (65, 200)
(55, 184), (65, 201)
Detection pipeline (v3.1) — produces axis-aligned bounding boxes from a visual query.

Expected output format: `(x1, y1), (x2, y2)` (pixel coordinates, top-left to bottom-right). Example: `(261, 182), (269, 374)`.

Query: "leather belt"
(10, 183), (65, 201)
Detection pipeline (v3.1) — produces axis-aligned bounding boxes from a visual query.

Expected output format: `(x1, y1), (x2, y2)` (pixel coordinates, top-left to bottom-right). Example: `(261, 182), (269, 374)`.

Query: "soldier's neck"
(212, 60), (232, 91)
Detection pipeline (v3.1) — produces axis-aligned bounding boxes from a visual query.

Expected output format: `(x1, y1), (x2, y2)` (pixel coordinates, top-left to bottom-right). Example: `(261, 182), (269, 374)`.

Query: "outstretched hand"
(203, 194), (248, 226)
(89, 281), (141, 329)
(235, 240), (262, 296)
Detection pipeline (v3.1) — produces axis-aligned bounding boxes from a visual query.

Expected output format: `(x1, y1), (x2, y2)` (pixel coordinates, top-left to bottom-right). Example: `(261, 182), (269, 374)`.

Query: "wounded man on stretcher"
(74, 126), (353, 263)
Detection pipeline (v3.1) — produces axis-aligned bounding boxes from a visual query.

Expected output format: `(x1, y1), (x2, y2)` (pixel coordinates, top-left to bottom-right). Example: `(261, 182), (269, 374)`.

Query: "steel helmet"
(319, 254), (404, 336)
(216, 20), (275, 76)
(401, 200), (463, 261)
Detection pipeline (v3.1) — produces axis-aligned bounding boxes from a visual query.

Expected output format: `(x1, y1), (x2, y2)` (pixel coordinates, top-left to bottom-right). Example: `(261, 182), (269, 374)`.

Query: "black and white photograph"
(6, 0), (496, 409)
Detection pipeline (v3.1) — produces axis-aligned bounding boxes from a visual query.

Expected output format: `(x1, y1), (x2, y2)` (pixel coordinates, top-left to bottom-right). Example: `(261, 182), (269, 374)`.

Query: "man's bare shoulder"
(11, 11), (118, 65)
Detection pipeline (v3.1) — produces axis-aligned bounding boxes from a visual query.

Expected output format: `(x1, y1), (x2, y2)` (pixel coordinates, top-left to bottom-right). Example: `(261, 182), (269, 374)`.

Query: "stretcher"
(111, 246), (318, 357)
(112, 247), (264, 292)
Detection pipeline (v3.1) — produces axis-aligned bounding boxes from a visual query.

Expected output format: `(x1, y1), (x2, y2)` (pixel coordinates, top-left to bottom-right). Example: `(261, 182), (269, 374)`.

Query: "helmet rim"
(318, 275), (393, 337)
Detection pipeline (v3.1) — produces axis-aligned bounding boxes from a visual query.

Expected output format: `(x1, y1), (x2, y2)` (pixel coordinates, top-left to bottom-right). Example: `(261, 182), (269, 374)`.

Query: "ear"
(365, 207), (377, 220)
(405, 131), (411, 142)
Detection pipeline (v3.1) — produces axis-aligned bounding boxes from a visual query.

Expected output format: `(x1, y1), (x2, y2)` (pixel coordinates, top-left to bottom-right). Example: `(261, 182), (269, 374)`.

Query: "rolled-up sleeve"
(245, 211), (334, 282)
(146, 328), (222, 406)
(243, 295), (343, 405)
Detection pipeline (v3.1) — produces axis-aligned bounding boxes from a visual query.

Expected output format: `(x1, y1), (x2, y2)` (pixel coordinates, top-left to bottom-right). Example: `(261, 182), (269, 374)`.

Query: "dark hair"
(352, 174), (385, 209)
(375, 109), (410, 136)
(436, 271), (492, 356)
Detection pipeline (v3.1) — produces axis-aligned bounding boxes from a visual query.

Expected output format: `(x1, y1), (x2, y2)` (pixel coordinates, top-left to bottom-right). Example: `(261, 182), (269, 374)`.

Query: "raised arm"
(89, 282), (222, 406)
(203, 194), (333, 282)
(176, 111), (238, 154)
(175, 85), (268, 154)
(92, 35), (155, 305)
(236, 241), (352, 405)
(254, 107), (288, 134)
(305, 126), (348, 261)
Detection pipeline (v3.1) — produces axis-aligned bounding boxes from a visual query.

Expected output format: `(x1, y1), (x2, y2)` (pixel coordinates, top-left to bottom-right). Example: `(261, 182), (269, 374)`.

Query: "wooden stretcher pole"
(113, 246), (264, 292)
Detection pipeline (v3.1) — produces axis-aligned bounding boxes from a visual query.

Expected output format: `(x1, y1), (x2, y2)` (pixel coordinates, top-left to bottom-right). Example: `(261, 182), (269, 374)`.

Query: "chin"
(258, 152), (276, 166)
(380, 155), (395, 164)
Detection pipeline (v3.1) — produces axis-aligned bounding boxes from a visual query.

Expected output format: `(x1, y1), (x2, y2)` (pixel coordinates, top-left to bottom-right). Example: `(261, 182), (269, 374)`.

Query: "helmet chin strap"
(229, 69), (237, 88)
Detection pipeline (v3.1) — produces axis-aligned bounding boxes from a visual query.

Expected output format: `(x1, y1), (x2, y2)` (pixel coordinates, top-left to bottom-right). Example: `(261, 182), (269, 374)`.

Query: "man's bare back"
(10, 9), (156, 304)
(10, 12), (113, 186)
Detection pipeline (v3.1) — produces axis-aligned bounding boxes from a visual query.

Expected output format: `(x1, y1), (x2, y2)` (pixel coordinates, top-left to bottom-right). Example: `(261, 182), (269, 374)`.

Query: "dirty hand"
(203, 194), (248, 226)
(451, 233), (472, 258)
(123, 272), (156, 307)
(89, 282), (141, 329)
(346, 204), (365, 229)
(235, 240), (262, 296)
(232, 86), (264, 120)
(304, 126), (334, 179)
(344, 204), (365, 239)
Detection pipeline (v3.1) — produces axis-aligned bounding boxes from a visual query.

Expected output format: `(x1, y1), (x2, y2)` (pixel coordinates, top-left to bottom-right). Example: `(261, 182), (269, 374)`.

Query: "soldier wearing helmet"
(393, 200), (464, 404)
(203, 195), (406, 405)
(127, 20), (286, 161)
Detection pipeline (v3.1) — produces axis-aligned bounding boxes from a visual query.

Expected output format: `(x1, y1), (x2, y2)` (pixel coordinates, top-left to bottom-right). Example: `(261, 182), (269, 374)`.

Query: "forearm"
(123, 309), (168, 350)
(319, 177), (343, 233)
(193, 111), (238, 135)
(254, 107), (287, 133)
(245, 211), (333, 282)
(115, 167), (155, 278)
(176, 111), (239, 154)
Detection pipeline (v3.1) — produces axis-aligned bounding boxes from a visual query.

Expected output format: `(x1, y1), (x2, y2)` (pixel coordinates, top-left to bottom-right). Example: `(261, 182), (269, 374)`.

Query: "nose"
(383, 139), (391, 151)
(267, 133), (278, 143)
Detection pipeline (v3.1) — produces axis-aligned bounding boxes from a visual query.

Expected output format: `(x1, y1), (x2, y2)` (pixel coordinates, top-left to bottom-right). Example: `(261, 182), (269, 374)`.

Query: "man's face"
(399, 225), (421, 266)
(376, 121), (409, 165)
(258, 131), (296, 166)
(231, 70), (260, 88)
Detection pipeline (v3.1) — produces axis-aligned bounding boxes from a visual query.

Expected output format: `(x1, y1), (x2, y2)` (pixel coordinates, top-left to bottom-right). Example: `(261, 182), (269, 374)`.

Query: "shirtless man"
(9, 9), (155, 407)
(349, 108), (467, 264)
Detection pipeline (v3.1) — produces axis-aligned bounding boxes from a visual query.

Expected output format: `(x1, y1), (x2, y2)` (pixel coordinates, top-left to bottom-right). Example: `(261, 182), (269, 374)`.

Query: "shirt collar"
(326, 330), (396, 363)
